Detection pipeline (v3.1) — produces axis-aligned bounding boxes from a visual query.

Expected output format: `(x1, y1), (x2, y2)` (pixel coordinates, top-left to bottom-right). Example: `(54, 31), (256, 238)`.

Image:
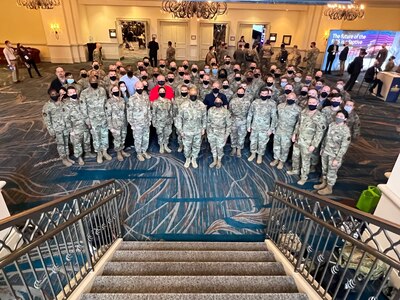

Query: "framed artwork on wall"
(283, 35), (292, 45)
(269, 33), (277, 42)
(109, 29), (117, 38)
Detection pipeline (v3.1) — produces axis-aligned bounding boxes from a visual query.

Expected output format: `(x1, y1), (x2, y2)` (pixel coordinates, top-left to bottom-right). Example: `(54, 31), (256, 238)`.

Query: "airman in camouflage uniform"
(175, 87), (207, 168)
(229, 87), (251, 157)
(42, 89), (73, 167)
(277, 83), (294, 105)
(65, 86), (92, 166)
(298, 87), (309, 109)
(80, 76), (112, 164)
(176, 74), (194, 96)
(207, 97), (232, 169)
(199, 75), (212, 100)
(271, 93), (301, 170)
(314, 110), (351, 195)
(304, 42), (320, 75)
(127, 81), (152, 161)
(288, 97), (326, 185)
(220, 79), (234, 102)
(344, 99), (361, 139)
(247, 88), (277, 165)
(173, 85), (190, 152)
(103, 70), (119, 96)
(152, 86), (173, 153)
(321, 95), (342, 126)
(77, 69), (89, 90)
(106, 85), (131, 161)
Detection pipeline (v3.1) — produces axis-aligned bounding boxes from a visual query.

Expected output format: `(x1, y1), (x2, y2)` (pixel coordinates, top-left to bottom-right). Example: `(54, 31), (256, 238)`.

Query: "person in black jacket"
(365, 60), (384, 97)
(338, 42), (349, 76)
(325, 40), (339, 74)
(203, 81), (228, 109)
(147, 36), (159, 67)
(17, 44), (42, 78)
(344, 49), (366, 92)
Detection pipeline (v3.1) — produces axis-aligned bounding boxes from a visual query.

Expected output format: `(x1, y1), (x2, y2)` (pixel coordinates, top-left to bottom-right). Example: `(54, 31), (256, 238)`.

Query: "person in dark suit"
(344, 49), (366, 92)
(376, 43), (388, 70)
(147, 36), (159, 67)
(325, 40), (339, 74)
(203, 81), (228, 109)
(365, 60), (384, 97)
(338, 42), (349, 76)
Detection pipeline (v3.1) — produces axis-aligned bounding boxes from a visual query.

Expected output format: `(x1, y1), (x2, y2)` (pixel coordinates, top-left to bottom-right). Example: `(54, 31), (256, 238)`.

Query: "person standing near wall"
(338, 42), (349, 76)
(325, 40), (339, 74)
(148, 35), (159, 67)
(17, 43), (42, 78)
(166, 41), (175, 64)
(3, 40), (19, 83)
(376, 43), (388, 70)
(344, 49), (366, 92)
(92, 43), (103, 66)
(304, 42), (320, 75)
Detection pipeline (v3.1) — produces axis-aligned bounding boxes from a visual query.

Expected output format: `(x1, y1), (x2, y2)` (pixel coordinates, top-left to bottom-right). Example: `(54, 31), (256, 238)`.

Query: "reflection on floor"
(0, 62), (399, 241)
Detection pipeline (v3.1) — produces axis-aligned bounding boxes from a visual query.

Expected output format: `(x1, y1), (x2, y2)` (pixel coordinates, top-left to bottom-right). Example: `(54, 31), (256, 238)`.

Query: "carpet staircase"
(81, 241), (309, 300)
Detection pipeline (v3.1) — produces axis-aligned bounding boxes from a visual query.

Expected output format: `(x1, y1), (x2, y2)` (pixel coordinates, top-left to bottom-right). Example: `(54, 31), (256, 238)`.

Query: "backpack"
(347, 61), (355, 74)
(280, 49), (288, 63)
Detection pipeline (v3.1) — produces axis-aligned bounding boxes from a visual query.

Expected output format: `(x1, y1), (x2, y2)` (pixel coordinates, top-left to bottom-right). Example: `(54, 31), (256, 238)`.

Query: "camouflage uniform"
(207, 106), (232, 160)
(230, 80), (243, 93)
(80, 86), (109, 152)
(346, 111), (361, 139)
(175, 100), (207, 159)
(127, 93), (152, 154)
(42, 100), (71, 158)
(321, 123), (351, 186)
(305, 47), (320, 75)
(172, 95), (189, 148)
(106, 96), (127, 152)
(103, 77), (119, 96)
(77, 77), (89, 91)
(292, 110), (326, 181)
(152, 97), (173, 146)
(220, 87), (234, 102)
(297, 95), (309, 109)
(273, 102), (301, 162)
(63, 82), (82, 96)
(64, 98), (91, 158)
(321, 106), (341, 127)
(199, 85), (212, 101)
(229, 95), (251, 149)
(247, 98), (277, 155)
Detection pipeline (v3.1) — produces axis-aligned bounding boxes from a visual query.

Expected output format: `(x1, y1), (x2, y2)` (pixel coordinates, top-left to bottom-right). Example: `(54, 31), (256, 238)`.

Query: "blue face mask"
(204, 68), (210, 74)
(281, 82), (287, 88)
(212, 69), (218, 75)
(67, 79), (74, 84)
(344, 105), (353, 113)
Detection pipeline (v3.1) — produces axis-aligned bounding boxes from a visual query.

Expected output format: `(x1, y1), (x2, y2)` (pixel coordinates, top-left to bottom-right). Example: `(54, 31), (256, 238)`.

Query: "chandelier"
(16, 0), (60, 9)
(161, 1), (228, 20)
(324, 4), (365, 21)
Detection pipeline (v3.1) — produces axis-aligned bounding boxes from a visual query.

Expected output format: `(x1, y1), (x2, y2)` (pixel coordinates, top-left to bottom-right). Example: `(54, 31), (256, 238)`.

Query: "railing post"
(112, 192), (122, 238)
(74, 199), (94, 271)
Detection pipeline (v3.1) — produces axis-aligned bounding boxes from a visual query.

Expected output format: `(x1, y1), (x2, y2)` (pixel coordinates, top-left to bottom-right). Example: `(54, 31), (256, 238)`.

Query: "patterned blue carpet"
(0, 62), (399, 242)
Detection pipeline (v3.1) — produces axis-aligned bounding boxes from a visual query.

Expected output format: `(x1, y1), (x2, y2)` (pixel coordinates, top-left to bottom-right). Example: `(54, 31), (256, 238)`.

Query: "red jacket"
(149, 84), (174, 102)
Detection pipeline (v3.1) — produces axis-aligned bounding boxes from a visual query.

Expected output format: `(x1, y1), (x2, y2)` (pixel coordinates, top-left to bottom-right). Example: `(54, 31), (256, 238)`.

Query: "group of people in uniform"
(43, 46), (360, 195)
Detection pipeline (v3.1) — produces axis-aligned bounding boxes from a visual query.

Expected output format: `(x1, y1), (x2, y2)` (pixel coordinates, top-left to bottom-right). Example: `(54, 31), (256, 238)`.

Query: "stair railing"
(267, 181), (400, 300)
(0, 180), (122, 299)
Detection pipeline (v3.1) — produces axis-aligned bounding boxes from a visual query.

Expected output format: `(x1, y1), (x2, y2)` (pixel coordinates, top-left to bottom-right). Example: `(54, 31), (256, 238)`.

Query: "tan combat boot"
(256, 154), (263, 164)
(137, 153), (145, 161)
(67, 157), (75, 164)
(287, 169), (299, 175)
(209, 157), (217, 168)
(78, 157), (84, 166)
(318, 185), (333, 195)
(117, 151), (124, 162)
(96, 152), (103, 164)
(177, 145), (183, 152)
(143, 152), (151, 159)
(191, 157), (198, 169)
(102, 150), (112, 161)
(230, 147), (236, 156)
(159, 144), (165, 153)
(236, 148), (242, 157)
(216, 158), (222, 169)
(184, 158), (191, 168)
(248, 152), (256, 162)
(313, 179), (327, 190)
(164, 144), (172, 153)
(297, 177), (307, 186)
(270, 159), (279, 167)
(277, 161), (284, 170)
(61, 156), (72, 167)
(121, 150), (131, 157)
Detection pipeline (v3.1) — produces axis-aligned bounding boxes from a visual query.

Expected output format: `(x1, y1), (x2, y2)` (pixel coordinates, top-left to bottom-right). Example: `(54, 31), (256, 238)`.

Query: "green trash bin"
(356, 186), (382, 213)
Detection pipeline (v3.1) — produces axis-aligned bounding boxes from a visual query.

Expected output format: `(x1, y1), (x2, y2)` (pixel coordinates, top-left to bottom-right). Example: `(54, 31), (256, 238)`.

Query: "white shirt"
(3, 47), (16, 65)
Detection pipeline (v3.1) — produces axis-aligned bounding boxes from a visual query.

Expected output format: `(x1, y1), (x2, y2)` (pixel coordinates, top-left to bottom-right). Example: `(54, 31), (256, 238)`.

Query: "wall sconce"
(50, 23), (61, 40)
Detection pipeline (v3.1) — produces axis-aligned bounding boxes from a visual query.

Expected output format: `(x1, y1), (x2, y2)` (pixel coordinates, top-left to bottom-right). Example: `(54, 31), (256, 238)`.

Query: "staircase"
(81, 241), (308, 300)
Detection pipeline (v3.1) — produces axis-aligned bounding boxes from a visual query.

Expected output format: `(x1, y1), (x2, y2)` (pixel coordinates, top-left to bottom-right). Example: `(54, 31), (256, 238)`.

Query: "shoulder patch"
(347, 137), (351, 141)
(43, 113), (47, 117)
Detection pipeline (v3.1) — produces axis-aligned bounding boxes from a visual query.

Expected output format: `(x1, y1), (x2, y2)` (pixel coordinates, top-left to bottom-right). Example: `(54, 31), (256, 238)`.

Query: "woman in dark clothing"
(17, 44), (42, 78)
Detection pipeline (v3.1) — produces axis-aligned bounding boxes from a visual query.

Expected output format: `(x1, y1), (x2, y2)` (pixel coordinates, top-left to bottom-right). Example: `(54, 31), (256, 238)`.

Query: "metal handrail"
(267, 181), (400, 300)
(0, 180), (122, 300)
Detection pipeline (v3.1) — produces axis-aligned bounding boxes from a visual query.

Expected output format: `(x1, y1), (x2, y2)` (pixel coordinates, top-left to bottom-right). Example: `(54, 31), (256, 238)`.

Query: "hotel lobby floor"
(0, 61), (399, 241)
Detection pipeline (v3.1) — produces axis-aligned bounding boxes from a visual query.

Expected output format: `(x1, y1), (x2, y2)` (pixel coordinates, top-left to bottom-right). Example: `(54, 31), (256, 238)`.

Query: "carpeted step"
(102, 261), (286, 276)
(81, 293), (309, 300)
(118, 241), (267, 251)
(111, 250), (275, 262)
(90, 275), (299, 294)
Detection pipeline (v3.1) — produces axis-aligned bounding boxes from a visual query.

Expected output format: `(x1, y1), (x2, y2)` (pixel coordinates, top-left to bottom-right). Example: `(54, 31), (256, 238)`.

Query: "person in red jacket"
(149, 74), (174, 102)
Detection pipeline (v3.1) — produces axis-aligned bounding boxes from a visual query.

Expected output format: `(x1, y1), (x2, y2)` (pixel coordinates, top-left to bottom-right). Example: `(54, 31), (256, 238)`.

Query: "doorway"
(199, 23), (228, 60)
(117, 20), (149, 60)
(159, 21), (188, 61)
(238, 23), (268, 49)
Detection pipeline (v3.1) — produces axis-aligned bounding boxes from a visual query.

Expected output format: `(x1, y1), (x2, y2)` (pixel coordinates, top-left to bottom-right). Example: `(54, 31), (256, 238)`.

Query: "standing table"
(374, 71), (400, 102)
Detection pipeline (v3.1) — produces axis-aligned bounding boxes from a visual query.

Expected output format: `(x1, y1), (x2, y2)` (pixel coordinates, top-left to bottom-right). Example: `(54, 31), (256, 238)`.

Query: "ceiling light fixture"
(324, 3), (365, 21)
(161, 0), (228, 20)
(16, 0), (60, 9)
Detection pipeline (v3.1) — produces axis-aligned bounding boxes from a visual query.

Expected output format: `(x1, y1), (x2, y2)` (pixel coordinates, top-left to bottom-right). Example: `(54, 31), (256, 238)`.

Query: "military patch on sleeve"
(43, 113), (47, 117)
(322, 125), (326, 130)
(347, 137), (351, 141)
(81, 101), (83, 104)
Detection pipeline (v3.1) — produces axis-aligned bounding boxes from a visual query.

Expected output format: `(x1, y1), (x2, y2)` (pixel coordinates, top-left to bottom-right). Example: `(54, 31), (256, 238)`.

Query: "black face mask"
(321, 92), (328, 98)
(287, 99), (295, 105)
(250, 67), (256, 71)
(190, 95), (197, 101)
(308, 104), (318, 111)
(212, 88), (219, 94)
(331, 101), (341, 107)
(235, 77), (241, 82)
(168, 78), (174, 83)
(178, 72), (184, 76)
(136, 89), (143, 95)
(70, 94), (78, 100)
(138, 66), (145, 72)
(110, 76), (117, 81)
(211, 63), (216, 66)
(266, 82), (274, 87)
(158, 81), (165, 86)
(120, 71), (127, 76)
(93, 65), (99, 70)
(143, 86), (148, 91)
(301, 91), (308, 96)
(247, 77), (253, 83)
(127, 71), (134, 77)
(81, 74), (88, 78)
(112, 91), (120, 97)
(254, 74), (260, 78)
(287, 70), (294, 74)
(203, 81), (209, 86)
(215, 102), (222, 107)
(225, 61), (231, 65)
(159, 64), (165, 68)
(170, 67), (177, 72)
(234, 68), (240, 73)
(270, 69), (276, 74)
(285, 89), (291, 95)
(144, 62), (149, 67)
(90, 83), (98, 89)
(199, 74), (204, 79)
(237, 93), (244, 98)
(153, 73), (160, 78)
(219, 74), (227, 79)
(274, 74), (281, 78)
(141, 75), (148, 80)
(223, 85), (229, 89)
(184, 79), (190, 84)
(260, 95), (271, 101)
(183, 65), (189, 69)
(315, 76), (321, 81)
(192, 68), (198, 73)
(159, 92), (166, 98)
(181, 92), (188, 97)
(50, 95), (59, 101)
